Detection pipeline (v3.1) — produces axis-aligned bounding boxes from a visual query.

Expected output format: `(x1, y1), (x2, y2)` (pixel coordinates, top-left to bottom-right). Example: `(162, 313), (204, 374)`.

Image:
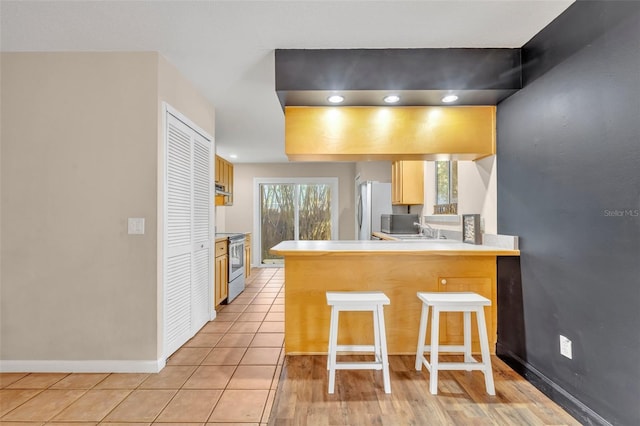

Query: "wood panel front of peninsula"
(270, 241), (520, 356)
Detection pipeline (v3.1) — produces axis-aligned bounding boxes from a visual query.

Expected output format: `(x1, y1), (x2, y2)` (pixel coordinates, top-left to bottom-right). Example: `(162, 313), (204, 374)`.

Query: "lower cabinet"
(436, 276), (494, 352)
(215, 240), (228, 307)
(244, 233), (251, 279)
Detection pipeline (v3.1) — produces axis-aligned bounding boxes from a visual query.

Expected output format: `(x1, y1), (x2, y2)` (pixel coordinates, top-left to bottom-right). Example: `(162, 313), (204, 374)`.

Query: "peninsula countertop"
(270, 239), (520, 256)
(272, 238), (517, 355)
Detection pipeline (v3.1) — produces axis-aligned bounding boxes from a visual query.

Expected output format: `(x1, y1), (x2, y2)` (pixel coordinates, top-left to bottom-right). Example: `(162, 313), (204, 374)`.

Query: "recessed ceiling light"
(229, 154), (238, 159)
(327, 95), (345, 104)
(383, 95), (400, 104)
(442, 94), (459, 103)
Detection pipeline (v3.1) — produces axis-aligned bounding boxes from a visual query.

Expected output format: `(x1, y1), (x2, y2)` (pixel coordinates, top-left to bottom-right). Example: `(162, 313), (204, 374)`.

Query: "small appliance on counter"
(381, 214), (419, 234)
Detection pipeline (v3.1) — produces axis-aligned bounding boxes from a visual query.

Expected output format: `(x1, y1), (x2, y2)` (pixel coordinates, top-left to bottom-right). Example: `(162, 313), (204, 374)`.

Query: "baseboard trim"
(0, 358), (166, 373)
(496, 344), (612, 426)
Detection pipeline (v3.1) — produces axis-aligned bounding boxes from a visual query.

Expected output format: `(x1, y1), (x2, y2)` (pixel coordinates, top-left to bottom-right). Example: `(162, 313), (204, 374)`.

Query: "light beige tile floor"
(0, 267), (284, 425)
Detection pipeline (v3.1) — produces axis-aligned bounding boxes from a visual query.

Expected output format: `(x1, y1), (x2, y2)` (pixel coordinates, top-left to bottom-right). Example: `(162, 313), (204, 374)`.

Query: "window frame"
(434, 160), (458, 214)
(253, 177), (339, 265)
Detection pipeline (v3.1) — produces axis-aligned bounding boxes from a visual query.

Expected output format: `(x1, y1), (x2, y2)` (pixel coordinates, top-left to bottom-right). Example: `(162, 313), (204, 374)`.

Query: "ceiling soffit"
(275, 48), (522, 108)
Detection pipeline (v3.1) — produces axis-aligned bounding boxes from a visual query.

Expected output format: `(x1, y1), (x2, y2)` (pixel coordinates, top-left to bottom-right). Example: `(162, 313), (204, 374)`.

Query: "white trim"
(161, 102), (215, 361)
(163, 103), (213, 143)
(0, 358), (166, 374)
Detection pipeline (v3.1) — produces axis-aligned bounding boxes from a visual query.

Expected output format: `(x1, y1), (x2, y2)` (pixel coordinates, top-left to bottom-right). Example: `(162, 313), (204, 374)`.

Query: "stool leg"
(464, 311), (473, 367)
(327, 306), (335, 371)
(429, 306), (440, 395)
(328, 307), (339, 394)
(475, 307), (495, 395)
(377, 304), (391, 394)
(415, 302), (429, 371)
(372, 307), (381, 364)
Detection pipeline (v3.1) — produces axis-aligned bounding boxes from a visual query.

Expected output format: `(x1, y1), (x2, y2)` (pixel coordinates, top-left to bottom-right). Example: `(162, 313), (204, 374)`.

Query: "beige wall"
(355, 161), (391, 183)
(220, 162), (357, 264)
(156, 54), (215, 359)
(1, 52), (214, 367)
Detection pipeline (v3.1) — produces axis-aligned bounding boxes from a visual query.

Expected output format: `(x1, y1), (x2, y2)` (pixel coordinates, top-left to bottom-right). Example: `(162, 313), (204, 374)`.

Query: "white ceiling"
(1, 0), (574, 163)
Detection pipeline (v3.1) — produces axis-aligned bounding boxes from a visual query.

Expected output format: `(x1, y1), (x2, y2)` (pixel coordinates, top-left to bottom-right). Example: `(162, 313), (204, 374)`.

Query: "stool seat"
(326, 291), (391, 394)
(326, 291), (391, 306)
(415, 291), (495, 395)
(417, 292), (491, 308)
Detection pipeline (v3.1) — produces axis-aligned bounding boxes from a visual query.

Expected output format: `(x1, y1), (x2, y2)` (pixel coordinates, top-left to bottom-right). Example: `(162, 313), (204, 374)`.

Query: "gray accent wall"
(497, 2), (640, 425)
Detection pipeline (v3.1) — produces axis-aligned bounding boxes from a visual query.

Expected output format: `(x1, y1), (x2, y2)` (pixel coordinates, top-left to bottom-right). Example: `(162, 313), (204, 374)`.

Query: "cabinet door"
(214, 256), (221, 306)
(215, 254), (229, 306)
(224, 161), (233, 205)
(215, 157), (234, 206)
(391, 161), (401, 204)
(392, 161), (424, 205)
(437, 277), (494, 352)
(215, 156), (222, 184)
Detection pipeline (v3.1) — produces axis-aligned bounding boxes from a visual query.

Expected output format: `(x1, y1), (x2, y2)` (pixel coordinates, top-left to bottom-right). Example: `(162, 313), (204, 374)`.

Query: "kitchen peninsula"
(270, 240), (519, 355)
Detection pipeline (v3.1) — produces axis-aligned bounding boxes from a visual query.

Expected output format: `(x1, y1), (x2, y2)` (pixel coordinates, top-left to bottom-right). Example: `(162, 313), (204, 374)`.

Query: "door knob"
(441, 279), (447, 285)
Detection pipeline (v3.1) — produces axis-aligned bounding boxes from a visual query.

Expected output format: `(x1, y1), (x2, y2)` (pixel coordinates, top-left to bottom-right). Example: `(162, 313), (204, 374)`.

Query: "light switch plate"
(128, 218), (145, 235)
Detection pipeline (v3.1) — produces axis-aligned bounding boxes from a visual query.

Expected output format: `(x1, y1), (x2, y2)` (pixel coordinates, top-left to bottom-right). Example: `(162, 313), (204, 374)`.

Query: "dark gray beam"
(275, 48), (522, 108)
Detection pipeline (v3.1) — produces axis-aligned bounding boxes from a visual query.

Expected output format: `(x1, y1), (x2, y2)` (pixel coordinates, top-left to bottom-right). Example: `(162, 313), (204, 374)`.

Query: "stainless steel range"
(217, 233), (246, 303)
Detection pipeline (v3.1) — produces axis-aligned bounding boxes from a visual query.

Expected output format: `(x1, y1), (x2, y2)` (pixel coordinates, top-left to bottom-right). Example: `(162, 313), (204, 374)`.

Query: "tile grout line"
(0, 267), (285, 424)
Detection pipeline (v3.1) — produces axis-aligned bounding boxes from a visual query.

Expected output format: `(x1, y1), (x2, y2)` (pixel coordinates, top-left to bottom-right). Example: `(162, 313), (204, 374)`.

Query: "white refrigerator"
(356, 181), (392, 240)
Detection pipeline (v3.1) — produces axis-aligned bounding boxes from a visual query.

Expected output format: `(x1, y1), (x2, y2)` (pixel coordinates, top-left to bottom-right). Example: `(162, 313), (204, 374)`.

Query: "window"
(255, 178), (338, 265)
(435, 161), (458, 214)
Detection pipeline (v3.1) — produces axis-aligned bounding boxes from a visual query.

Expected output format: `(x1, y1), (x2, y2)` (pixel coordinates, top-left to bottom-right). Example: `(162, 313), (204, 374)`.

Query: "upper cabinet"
(392, 160), (424, 205)
(285, 106), (495, 161)
(215, 155), (234, 206)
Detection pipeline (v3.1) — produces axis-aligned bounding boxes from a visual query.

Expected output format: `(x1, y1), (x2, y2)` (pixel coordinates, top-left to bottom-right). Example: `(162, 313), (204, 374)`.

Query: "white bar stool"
(326, 291), (391, 394)
(415, 292), (495, 395)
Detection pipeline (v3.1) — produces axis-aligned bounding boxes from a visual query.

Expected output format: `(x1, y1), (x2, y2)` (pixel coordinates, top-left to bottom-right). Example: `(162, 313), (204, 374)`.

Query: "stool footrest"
(335, 344), (375, 352)
(420, 344), (467, 353)
(420, 360), (486, 371)
(334, 362), (384, 370)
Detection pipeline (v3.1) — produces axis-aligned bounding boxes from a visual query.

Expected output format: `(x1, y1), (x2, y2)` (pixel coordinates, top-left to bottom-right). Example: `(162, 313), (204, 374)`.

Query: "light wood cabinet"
(392, 160), (424, 205)
(436, 276), (495, 352)
(285, 106), (496, 161)
(275, 248), (506, 355)
(214, 240), (228, 306)
(215, 155), (234, 206)
(244, 233), (251, 279)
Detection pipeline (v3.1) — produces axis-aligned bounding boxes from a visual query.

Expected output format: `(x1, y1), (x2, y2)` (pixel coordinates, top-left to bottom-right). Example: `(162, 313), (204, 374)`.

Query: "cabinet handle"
(441, 279), (447, 285)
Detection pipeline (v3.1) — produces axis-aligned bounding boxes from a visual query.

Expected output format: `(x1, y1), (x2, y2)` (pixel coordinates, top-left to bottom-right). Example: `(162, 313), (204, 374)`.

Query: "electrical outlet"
(559, 335), (572, 359)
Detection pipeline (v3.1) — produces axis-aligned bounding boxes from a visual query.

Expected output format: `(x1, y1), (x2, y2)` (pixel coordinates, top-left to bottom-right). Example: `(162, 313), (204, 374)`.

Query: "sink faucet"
(413, 222), (443, 239)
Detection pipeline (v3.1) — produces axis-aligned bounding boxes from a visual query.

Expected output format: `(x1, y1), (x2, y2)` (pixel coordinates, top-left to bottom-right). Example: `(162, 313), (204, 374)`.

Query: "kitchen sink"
(388, 234), (450, 241)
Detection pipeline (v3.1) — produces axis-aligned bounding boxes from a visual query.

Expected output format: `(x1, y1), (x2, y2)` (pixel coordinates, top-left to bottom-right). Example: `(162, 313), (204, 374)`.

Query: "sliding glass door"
(256, 178), (338, 265)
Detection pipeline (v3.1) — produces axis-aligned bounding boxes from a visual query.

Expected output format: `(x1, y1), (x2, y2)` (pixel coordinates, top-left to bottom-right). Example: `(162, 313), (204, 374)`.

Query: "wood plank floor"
(269, 354), (580, 425)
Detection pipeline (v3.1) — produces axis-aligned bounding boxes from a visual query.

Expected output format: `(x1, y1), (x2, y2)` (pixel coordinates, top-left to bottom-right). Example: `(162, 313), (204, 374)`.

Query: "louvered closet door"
(165, 112), (212, 357)
(191, 133), (211, 332)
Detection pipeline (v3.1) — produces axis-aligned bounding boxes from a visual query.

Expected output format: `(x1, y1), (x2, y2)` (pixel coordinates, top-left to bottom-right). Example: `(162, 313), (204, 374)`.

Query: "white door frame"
(253, 177), (339, 266)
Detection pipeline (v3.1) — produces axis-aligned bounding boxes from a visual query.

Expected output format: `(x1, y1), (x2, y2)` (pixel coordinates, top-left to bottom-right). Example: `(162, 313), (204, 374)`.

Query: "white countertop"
(270, 240), (520, 256)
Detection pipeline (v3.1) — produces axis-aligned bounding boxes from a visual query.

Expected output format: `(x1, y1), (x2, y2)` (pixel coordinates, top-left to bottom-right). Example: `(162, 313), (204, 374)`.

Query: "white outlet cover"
(559, 335), (573, 359)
